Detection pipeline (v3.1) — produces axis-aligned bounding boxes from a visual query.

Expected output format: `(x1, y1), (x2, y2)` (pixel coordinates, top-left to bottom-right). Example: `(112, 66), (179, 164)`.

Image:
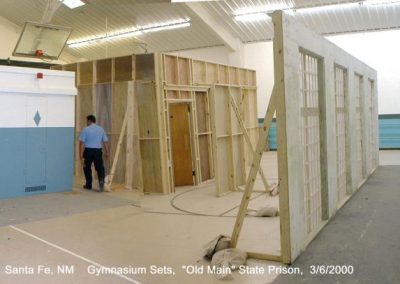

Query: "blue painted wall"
(259, 118), (278, 151)
(379, 115), (400, 149)
(261, 115), (400, 151)
(0, 127), (74, 199)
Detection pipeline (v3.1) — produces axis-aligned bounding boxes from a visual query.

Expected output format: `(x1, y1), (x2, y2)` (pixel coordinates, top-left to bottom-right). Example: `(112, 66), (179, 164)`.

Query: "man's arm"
(79, 130), (86, 161)
(102, 131), (109, 158)
(103, 142), (109, 158)
(79, 141), (85, 161)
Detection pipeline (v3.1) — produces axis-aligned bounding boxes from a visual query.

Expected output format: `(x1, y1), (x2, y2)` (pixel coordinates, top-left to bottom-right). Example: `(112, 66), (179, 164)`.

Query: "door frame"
(168, 101), (197, 188)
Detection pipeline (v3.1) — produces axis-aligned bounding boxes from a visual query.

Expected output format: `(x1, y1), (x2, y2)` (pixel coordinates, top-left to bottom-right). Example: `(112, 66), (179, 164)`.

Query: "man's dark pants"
(83, 148), (105, 188)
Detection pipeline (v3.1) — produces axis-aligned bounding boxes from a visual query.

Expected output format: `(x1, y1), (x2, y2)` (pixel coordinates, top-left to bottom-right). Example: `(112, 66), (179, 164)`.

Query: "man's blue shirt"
(79, 124), (108, 149)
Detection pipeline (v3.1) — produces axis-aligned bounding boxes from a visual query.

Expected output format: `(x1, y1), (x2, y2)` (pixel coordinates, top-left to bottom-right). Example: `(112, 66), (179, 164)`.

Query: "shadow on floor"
(0, 189), (139, 227)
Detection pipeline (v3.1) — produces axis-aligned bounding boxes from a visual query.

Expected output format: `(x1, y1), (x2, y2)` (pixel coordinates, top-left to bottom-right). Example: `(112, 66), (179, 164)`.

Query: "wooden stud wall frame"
(52, 53), (258, 195)
(210, 85), (258, 196)
(271, 11), (378, 264)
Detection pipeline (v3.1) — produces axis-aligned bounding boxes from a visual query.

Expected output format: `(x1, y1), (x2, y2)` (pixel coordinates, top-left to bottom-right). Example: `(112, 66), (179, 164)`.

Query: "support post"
(230, 87), (277, 247)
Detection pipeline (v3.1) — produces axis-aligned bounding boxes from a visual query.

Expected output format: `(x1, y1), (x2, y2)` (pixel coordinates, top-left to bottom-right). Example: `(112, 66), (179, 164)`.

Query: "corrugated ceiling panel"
(0, 0), (224, 60)
(203, 0), (400, 41)
(1, 0), (400, 60)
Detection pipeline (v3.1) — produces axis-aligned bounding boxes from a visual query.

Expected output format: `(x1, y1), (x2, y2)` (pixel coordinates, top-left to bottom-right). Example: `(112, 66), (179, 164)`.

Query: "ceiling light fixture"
(141, 21), (191, 33)
(68, 19), (191, 48)
(235, 12), (269, 22)
(171, 0), (222, 2)
(59, 0), (85, 9)
(291, 2), (362, 14)
(233, 4), (293, 22)
(363, 0), (400, 6)
(234, 0), (397, 20)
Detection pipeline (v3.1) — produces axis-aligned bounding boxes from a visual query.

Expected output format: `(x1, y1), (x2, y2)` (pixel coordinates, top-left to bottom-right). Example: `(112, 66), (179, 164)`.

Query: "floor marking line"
(358, 209), (376, 240)
(9, 225), (141, 284)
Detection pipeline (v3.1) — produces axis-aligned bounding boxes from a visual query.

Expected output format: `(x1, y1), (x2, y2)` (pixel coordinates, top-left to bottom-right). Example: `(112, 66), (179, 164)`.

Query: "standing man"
(79, 115), (109, 192)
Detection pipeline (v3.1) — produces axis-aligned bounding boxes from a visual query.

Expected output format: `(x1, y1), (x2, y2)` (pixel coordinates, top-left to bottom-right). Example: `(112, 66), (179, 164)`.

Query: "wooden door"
(169, 103), (194, 186)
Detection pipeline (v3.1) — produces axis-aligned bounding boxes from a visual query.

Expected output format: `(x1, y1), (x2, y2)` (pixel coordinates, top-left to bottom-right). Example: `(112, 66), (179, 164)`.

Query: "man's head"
(86, 115), (96, 126)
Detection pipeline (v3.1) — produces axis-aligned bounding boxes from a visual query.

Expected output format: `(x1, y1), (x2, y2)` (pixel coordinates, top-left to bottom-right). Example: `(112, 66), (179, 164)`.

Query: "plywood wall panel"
(136, 83), (159, 138)
(95, 84), (112, 133)
(193, 60), (206, 84)
(79, 61), (93, 85)
(164, 55), (178, 85)
(196, 92), (208, 134)
(232, 136), (245, 187)
(111, 82), (129, 184)
(218, 65), (228, 84)
(230, 88), (242, 134)
(96, 59), (112, 83)
(199, 135), (211, 182)
(140, 140), (163, 193)
(114, 56), (133, 82)
(56, 52), (257, 196)
(136, 54), (155, 81)
(178, 57), (190, 85)
(214, 87), (229, 136)
(215, 137), (231, 195)
(206, 63), (218, 84)
(77, 85), (93, 131)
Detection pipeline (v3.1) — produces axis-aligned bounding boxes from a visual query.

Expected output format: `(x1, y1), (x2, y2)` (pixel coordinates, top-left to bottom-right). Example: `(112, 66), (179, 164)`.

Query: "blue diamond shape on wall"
(33, 111), (41, 126)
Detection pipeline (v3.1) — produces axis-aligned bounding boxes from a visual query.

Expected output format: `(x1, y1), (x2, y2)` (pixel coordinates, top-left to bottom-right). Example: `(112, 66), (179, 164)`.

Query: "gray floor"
(0, 151), (398, 283)
(0, 152), (281, 284)
(273, 165), (400, 284)
(0, 190), (137, 227)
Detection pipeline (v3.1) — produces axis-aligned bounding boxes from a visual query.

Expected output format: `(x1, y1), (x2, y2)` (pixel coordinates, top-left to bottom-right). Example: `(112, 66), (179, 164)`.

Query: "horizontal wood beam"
(185, 2), (241, 52)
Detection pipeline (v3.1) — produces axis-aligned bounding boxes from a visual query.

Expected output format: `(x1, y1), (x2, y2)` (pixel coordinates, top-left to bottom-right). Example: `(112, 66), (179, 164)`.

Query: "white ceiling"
(1, 0), (400, 60)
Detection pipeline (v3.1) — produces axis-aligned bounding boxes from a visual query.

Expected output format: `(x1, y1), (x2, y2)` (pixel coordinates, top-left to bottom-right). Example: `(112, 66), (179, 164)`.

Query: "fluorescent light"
(106, 30), (143, 40)
(59, 0), (85, 9)
(68, 30), (143, 48)
(235, 4), (292, 15)
(68, 41), (93, 48)
(235, 12), (269, 22)
(292, 2), (361, 13)
(364, 0), (400, 5)
(233, 4), (292, 22)
(143, 22), (191, 33)
(171, 0), (221, 2)
(68, 20), (191, 48)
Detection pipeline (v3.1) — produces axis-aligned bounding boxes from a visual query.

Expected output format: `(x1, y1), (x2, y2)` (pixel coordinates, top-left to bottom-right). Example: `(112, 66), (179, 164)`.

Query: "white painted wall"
(243, 41), (274, 118)
(327, 31), (400, 115)
(0, 16), (76, 64)
(243, 32), (400, 116)
(170, 30), (400, 117)
(170, 46), (230, 65)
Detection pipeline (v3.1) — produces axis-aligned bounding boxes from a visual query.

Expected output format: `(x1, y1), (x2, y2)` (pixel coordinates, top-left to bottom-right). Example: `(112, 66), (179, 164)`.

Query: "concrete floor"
(378, 150), (400, 165)
(0, 150), (398, 284)
(272, 165), (400, 284)
(0, 152), (281, 284)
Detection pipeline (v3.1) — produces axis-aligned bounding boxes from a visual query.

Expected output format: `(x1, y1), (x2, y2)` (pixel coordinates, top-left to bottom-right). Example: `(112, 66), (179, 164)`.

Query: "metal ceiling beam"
(184, 2), (241, 52)
(41, 0), (62, 24)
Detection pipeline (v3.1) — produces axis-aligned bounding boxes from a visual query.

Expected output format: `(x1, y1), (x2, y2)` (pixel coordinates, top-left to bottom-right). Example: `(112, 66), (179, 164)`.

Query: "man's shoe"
(83, 185), (92, 190)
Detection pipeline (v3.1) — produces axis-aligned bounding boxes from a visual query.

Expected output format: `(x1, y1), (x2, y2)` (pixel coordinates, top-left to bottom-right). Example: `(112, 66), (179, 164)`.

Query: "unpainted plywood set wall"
(52, 53), (258, 195)
(53, 56), (137, 189)
(272, 11), (379, 263)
